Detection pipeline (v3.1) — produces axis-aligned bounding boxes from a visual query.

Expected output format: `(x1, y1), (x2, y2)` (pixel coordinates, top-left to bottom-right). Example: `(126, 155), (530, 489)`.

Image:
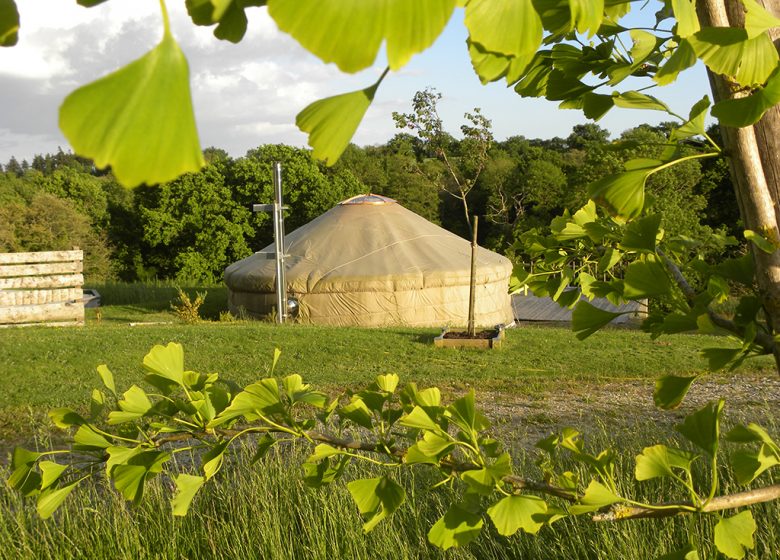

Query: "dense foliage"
(1, 145), (364, 282)
(0, 120), (736, 283)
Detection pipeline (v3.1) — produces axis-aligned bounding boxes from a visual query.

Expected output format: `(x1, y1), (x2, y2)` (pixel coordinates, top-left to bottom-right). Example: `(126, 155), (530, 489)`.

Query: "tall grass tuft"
(2, 420), (778, 560)
(170, 288), (207, 324)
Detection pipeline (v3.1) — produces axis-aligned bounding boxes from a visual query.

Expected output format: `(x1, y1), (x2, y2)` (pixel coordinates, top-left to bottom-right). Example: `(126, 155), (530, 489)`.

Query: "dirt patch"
(443, 329), (501, 340)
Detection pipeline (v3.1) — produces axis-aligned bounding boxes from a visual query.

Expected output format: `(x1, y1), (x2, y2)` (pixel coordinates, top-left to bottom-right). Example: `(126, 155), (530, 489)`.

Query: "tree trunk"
(697, 0), (780, 370)
(754, 0), (780, 221)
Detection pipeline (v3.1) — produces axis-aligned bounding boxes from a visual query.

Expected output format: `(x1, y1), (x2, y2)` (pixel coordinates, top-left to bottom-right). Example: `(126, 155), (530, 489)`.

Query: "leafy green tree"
(228, 144), (364, 248)
(393, 88), (493, 233)
(135, 160), (253, 283)
(0, 192), (112, 280)
(4, 156), (23, 176)
(335, 144), (389, 194)
(479, 137), (569, 249)
(334, 138), (443, 223)
(565, 123), (610, 150)
(30, 166), (111, 229)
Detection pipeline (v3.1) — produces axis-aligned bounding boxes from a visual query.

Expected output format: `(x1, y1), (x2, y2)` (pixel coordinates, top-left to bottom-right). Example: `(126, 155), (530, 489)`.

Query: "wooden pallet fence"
(0, 250), (85, 327)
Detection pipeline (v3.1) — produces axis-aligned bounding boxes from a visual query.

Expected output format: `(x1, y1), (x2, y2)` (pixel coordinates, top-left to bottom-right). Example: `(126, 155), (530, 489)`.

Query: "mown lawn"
(2, 295), (775, 438)
(0, 282), (775, 440)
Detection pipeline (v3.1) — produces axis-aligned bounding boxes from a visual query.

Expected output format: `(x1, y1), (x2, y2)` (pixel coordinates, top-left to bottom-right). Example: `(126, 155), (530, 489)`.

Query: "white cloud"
(1, 1), (711, 165)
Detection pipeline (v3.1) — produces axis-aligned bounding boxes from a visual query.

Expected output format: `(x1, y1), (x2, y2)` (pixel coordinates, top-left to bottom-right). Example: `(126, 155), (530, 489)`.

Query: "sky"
(0, 0), (710, 165)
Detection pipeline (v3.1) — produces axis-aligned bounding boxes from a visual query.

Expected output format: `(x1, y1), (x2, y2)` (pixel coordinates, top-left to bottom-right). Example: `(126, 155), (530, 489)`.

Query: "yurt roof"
(224, 195), (512, 294)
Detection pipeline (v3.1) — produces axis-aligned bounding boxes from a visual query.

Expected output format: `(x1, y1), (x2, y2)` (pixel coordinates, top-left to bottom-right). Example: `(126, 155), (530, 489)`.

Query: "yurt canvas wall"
(224, 195), (514, 327)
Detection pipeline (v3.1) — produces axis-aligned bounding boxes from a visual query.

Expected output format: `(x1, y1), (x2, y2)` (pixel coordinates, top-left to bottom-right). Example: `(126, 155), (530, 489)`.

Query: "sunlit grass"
(1, 420), (778, 560)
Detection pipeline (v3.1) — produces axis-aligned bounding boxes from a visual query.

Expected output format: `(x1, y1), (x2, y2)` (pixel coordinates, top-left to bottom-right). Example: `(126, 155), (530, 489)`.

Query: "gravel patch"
(480, 374), (780, 445)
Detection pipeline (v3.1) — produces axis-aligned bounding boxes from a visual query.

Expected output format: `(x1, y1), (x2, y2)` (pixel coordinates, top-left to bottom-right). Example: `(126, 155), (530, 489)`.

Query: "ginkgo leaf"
(582, 93), (615, 120)
(187, 0), (235, 24)
(629, 29), (658, 62)
(428, 504), (484, 550)
(347, 476), (406, 532)
(620, 214), (662, 253)
(676, 400), (724, 457)
(569, 0), (604, 37)
(143, 342), (185, 386)
(654, 375), (698, 409)
(297, 77), (382, 165)
(465, 0), (542, 58)
(712, 66), (780, 127)
(612, 91), (669, 112)
(672, 96), (710, 141)
(38, 461), (69, 490)
(384, 0), (455, 70)
(688, 27), (779, 87)
(569, 480), (623, 514)
(635, 445), (697, 480)
(737, 33), (779, 86)
(623, 255), (671, 299)
(468, 41), (513, 84)
(654, 39), (697, 85)
(487, 495), (547, 536)
(589, 168), (650, 220)
(0, 0), (19, 47)
(571, 301), (622, 340)
(714, 511), (756, 559)
(268, 0), (455, 72)
(36, 482), (79, 519)
(96, 364), (117, 397)
(514, 52), (554, 97)
(743, 0), (780, 39)
(185, 0), (266, 42)
(171, 474), (205, 516)
(108, 385), (153, 424)
(671, 0), (700, 38)
(59, 25), (204, 187)
(730, 445), (780, 484)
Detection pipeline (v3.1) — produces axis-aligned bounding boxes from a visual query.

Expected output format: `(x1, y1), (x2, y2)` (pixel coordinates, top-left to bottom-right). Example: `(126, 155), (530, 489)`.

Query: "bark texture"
(698, 0), (780, 369)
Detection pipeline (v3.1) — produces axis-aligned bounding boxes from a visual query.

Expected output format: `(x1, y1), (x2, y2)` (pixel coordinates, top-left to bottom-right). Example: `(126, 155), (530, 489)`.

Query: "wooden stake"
(467, 215), (478, 337)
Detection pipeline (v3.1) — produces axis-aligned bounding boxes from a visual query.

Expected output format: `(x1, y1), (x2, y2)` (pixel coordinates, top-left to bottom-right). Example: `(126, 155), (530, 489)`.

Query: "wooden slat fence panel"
(0, 274), (84, 290)
(0, 250), (83, 265)
(0, 261), (83, 278)
(0, 288), (82, 306)
(0, 250), (85, 327)
(0, 301), (84, 325)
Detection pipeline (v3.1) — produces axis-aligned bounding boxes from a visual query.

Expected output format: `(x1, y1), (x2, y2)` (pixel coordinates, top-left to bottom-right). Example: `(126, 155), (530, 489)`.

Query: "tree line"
(0, 121), (739, 284)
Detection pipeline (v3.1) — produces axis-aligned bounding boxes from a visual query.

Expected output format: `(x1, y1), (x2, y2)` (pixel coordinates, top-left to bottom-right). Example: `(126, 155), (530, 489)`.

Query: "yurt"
(224, 195), (514, 327)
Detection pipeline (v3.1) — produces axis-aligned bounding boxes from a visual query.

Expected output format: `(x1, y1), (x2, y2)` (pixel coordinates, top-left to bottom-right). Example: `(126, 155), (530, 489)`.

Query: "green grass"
(1, 317), (774, 440)
(0, 281), (775, 444)
(1, 282), (778, 559)
(1, 425), (778, 560)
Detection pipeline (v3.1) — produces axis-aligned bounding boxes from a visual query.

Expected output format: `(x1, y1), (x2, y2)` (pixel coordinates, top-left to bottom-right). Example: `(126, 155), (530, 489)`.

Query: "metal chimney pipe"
(272, 162), (287, 324)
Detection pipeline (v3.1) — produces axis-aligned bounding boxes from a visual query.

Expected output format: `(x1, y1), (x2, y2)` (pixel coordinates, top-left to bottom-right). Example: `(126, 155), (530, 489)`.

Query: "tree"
(228, 144), (364, 248)
(4, 156), (23, 176)
(483, 147), (567, 236)
(134, 159), (254, 283)
(0, 192), (112, 280)
(565, 123), (610, 150)
(392, 88), (493, 233)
